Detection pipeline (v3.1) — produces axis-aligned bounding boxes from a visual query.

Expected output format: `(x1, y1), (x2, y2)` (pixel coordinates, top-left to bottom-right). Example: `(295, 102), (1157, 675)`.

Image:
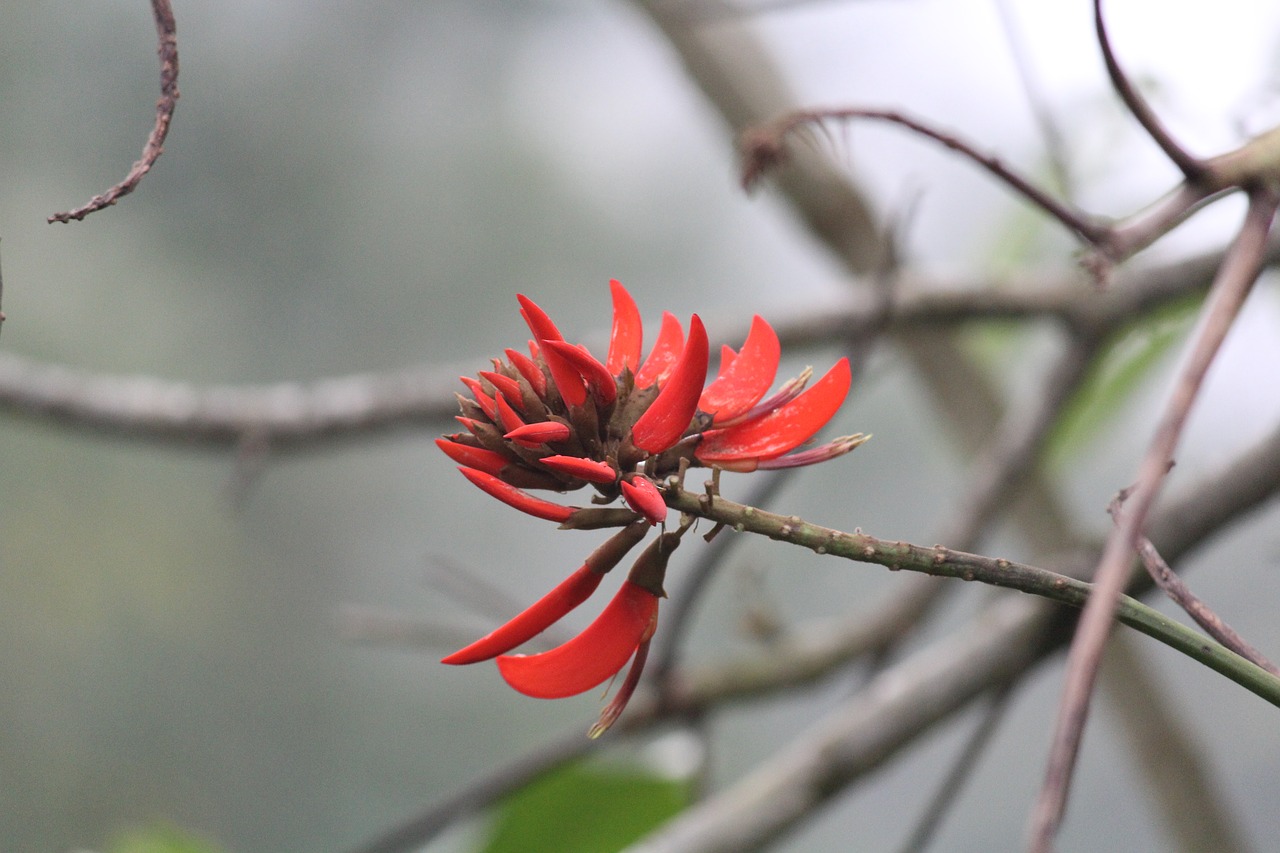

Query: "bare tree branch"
(48, 0), (179, 223)
(1093, 0), (1206, 182)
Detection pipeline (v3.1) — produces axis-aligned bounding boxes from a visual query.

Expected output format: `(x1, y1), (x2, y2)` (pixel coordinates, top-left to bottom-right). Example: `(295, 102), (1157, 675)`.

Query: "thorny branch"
(48, 0), (179, 223)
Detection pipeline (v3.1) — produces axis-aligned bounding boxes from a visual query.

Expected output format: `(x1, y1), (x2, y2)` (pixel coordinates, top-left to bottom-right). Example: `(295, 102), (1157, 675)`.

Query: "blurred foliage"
(478, 762), (691, 853)
(108, 822), (226, 853)
(1048, 295), (1200, 467)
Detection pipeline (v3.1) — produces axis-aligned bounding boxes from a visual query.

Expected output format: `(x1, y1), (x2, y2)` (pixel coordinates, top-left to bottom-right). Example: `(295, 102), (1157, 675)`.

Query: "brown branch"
(1094, 0), (1206, 182)
(741, 107), (1111, 246)
(48, 0), (179, 223)
(1027, 186), (1280, 852)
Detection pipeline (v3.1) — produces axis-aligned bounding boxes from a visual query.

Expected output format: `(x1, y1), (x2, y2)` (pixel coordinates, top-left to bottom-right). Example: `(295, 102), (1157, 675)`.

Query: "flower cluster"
(437, 281), (864, 733)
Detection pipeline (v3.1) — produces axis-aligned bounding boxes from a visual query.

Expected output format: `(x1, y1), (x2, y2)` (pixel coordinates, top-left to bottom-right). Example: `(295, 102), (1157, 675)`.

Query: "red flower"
(438, 281), (864, 732)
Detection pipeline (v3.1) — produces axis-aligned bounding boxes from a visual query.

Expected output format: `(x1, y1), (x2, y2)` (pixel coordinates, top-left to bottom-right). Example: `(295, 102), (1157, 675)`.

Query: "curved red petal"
(698, 315), (780, 424)
(606, 280), (643, 376)
(621, 476), (667, 526)
(517, 294), (587, 407)
(634, 312), (685, 388)
(435, 438), (512, 477)
(458, 466), (574, 522)
(631, 315), (709, 453)
(441, 565), (604, 665)
(543, 341), (618, 406)
(496, 581), (659, 698)
(695, 357), (852, 464)
(714, 345), (738, 380)
(541, 454), (617, 484)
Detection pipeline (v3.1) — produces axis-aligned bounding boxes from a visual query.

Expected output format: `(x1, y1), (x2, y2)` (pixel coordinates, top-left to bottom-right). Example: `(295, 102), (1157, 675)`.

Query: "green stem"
(664, 485), (1280, 708)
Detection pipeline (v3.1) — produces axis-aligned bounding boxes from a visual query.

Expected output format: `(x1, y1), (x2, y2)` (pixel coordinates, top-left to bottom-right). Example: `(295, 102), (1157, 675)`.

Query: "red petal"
(540, 455), (617, 484)
(505, 348), (548, 398)
(543, 341), (618, 406)
(458, 466), (574, 522)
(696, 357), (852, 464)
(631, 315), (709, 453)
(496, 581), (659, 698)
(698, 315), (780, 424)
(441, 565), (604, 665)
(517, 294), (587, 407)
(504, 421), (571, 446)
(634, 312), (684, 388)
(714, 345), (738, 380)
(480, 371), (525, 410)
(621, 476), (667, 526)
(435, 438), (511, 477)
(606, 280), (643, 376)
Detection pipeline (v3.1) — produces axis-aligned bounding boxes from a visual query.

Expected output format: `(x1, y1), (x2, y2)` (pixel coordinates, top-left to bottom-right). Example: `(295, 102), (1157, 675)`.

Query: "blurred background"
(2, 1), (1280, 851)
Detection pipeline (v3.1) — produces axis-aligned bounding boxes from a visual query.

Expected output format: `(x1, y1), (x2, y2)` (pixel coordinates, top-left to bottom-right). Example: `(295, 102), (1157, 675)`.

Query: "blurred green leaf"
(478, 762), (692, 853)
(1048, 296), (1199, 466)
(108, 822), (227, 853)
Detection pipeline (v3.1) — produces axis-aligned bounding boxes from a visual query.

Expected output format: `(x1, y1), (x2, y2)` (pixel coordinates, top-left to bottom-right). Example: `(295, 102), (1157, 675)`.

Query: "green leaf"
(1048, 296), (1199, 466)
(108, 822), (227, 853)
(478, 761), (692, 853)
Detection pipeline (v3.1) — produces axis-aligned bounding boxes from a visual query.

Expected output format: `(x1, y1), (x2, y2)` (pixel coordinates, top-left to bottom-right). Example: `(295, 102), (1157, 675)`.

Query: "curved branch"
(48, 0), (179, 223)
(741, 107), (1111, 246)
(1094, 0), (1205, 181)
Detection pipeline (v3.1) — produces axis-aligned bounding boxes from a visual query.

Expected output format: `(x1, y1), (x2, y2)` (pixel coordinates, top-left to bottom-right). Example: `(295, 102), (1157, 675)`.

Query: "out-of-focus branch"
(3, 243), (1267, 450)
(1101, 635), (1253, 853)
(48, 0), (179, 223)
(741, 107), (1109, 246)
(1093, 0), (1205, 182)
(1029, 187), (1280, 852)
(0, 355), (463, 449)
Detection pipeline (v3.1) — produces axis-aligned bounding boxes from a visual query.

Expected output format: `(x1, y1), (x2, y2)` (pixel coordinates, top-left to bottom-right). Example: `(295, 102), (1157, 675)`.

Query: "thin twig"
(993, 0), (1073, 199)
(1026, 186), (1280, 853)
(1110, 487), (1280, 676)
(741, 107), (1110, 246)
(897, 680), (1017, 853)
(48, 0), (179, 223)
(1093, 0), (1205, 182)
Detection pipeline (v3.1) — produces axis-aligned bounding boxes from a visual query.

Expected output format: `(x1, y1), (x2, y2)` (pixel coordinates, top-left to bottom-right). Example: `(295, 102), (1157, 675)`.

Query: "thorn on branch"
(48, 0), (179, 224)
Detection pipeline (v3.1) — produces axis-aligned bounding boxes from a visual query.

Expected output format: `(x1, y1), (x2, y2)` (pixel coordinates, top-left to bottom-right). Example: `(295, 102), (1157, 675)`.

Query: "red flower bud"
(541, 454), (617, 484)
(621, 475), (667, 526)
(457, 466), (574, 522)
(504, 421), (571, 446)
